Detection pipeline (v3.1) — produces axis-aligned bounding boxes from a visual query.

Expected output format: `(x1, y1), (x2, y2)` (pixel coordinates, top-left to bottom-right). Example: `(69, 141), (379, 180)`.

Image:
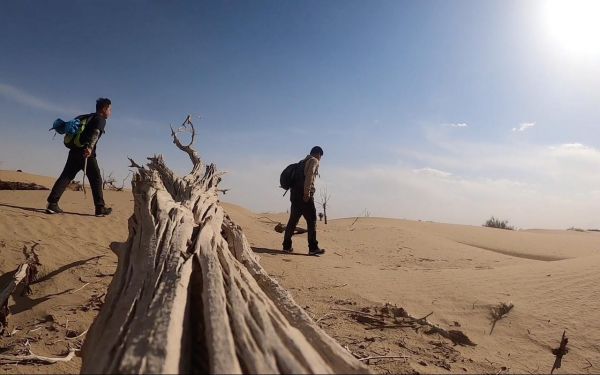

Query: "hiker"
(46, 98), (113, 217)
(282, 146), (325, 256)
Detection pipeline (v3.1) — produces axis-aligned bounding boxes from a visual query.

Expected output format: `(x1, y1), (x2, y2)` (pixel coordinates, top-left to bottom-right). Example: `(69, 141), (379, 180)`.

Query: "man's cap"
(310, 146), (324, 156)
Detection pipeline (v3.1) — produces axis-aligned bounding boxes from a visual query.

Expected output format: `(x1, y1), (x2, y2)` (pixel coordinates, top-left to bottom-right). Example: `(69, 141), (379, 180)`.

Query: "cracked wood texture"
(81, 119), (369, 374)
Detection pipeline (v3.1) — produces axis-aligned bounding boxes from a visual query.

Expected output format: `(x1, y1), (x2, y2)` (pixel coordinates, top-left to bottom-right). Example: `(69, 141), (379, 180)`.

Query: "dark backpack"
(50, 114), (94, 149)
(280, 160), (305, 195)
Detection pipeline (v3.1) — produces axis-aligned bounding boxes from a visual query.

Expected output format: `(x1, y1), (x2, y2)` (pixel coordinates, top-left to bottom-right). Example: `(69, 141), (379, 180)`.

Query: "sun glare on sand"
(542, 0), (600, 60)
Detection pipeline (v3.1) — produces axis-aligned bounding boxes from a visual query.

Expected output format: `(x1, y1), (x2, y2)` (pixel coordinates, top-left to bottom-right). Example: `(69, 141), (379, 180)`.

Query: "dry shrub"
(483, 216), (514, 230)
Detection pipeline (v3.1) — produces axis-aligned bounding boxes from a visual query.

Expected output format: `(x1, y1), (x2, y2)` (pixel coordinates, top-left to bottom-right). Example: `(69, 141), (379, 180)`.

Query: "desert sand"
(1, 169), (599, 374)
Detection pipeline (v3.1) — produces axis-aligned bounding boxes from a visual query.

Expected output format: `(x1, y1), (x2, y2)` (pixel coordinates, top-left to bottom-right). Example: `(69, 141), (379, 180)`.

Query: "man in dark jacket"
(46, 98), (113, 217)
(282, 146), (325, 256)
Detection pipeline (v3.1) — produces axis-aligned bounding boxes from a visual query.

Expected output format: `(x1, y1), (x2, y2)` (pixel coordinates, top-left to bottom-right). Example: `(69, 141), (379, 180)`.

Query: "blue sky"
(1, 0), (599, 228)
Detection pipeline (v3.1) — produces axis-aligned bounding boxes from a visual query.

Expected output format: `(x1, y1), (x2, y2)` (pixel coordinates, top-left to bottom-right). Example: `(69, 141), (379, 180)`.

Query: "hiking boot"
(45, 203), (64, 214)
(308, 248), (325, 256)
(95, 206), (112, 217)
(283, 246), (294, 253)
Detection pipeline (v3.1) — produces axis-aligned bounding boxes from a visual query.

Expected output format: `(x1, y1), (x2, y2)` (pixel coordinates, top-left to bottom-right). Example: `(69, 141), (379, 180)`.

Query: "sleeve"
(82, 116), (106, 149)
(90, 116), (106, 134)
(303, 158), (318, 197)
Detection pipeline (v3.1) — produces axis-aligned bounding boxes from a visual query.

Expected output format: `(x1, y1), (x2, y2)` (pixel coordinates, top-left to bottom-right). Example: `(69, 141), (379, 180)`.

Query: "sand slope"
(1, 170), (599, 374)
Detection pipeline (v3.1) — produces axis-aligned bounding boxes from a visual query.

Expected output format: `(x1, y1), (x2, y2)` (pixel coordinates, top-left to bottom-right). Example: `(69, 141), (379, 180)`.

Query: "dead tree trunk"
(81, 116), (369, 374)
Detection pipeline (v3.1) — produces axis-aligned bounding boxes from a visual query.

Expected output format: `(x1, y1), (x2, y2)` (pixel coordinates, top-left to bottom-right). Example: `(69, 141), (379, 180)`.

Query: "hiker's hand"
(303, 192), (310, 202)
(83, 148), (92, 158)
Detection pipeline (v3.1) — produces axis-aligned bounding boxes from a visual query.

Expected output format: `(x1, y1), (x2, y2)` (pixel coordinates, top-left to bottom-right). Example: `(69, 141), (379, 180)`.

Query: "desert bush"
(483, 216), (514, 230)
(567, 227), (585, 232)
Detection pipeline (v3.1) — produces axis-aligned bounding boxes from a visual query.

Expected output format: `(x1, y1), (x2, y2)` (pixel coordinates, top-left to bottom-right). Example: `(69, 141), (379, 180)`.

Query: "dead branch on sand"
(358, 355), (409, 362)
(337, 303), (476, 347)
(259, 217), (308, 235)
(0, 244), (41, 335)
(69, 282), (90, 294)
(274, 222), (308, 235)
(550, 330), (569, 374)
(0, 348), (76, 364)
(81, 116), (369, 374)
(0, 181), (48, 190)
(489, 301), (514, 335)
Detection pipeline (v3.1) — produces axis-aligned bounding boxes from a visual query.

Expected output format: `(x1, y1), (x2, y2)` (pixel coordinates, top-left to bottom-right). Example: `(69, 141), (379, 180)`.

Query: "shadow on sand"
(32, 255), (105, 285)
(252, 247), (312, 257)
(0, 203), (96, 217)
(0, 255), (106, 314)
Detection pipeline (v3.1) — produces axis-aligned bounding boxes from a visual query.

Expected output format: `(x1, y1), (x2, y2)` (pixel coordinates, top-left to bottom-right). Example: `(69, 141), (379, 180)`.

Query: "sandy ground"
(1, 170), (599, 374)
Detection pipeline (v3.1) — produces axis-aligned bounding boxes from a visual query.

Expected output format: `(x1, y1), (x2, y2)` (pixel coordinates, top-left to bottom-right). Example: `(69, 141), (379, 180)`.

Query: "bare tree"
(316, 186), (332, 224)
(101, 170), (133, 191)
(101, 169), (116, 190)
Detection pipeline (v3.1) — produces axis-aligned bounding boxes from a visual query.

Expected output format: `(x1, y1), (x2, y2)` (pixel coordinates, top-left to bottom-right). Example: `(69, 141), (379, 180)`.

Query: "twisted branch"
(171, 115), (201, 167)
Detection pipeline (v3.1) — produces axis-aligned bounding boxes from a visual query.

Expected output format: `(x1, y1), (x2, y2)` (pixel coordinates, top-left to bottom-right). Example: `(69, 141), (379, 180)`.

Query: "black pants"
(47, 149), (105, 208)
(283, 197), (319, 251)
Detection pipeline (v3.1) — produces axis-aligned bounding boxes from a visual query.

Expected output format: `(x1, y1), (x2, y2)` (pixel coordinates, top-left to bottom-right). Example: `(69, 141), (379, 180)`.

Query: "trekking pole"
(82, 156), (88, 197)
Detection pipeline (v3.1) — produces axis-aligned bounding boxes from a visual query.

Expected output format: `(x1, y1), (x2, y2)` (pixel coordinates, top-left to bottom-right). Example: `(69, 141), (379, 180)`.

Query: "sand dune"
(1, 170), (598, 373)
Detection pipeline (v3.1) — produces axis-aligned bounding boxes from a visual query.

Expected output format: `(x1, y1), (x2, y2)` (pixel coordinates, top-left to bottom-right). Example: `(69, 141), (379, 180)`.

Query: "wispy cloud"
(442, 123), (468, 128)
(386, 128), (600, 227)
(512, 122), (535, 132)
(0, 82), (80, 114)
(412, 167), (452, 178)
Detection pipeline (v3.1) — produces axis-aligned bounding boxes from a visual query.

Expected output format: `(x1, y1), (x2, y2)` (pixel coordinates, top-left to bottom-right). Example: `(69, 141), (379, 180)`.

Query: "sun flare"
(542, 0), (600, 60)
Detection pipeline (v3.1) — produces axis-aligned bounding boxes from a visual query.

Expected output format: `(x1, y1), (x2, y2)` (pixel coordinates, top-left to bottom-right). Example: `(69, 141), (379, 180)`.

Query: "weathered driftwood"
(334, 304), (476, 347)
(274, 222), (308, 234)
(0, 245), (40, 334)
(0, 264), (30, 335)
(0, 181), (49, 190)
(82, 116), (369, 374)
(0, 348), (76, 365)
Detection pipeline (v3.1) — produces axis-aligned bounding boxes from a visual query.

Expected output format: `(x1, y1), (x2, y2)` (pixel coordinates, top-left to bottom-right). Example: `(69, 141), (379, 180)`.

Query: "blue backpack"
(50, 114), (94, 149)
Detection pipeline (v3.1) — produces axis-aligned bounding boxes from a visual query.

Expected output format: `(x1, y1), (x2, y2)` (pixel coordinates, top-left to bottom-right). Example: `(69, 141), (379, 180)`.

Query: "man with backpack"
(282, 146), (325, 256)
(46, 98), (113, 217)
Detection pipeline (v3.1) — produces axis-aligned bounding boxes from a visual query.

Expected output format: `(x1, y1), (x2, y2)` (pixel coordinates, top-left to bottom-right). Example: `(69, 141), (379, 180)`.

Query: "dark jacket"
(290, 155), (319, 202)
(77, 113), (106, 157)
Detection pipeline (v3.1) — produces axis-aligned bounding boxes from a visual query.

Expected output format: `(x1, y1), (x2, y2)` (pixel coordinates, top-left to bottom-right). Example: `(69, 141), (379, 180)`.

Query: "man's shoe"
(308, 248), (325, 256)
(283, 247), (294, 253)
(95, 206), (112, 217)
(45, 203), (64, 214)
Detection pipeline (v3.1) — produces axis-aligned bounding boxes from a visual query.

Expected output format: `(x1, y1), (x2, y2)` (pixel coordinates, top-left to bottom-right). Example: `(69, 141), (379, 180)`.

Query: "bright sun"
(542, 0), (600, 60)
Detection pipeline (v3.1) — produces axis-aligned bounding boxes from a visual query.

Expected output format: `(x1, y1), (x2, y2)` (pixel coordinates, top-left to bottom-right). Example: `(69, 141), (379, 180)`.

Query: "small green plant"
(483, 216), (514, 230)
